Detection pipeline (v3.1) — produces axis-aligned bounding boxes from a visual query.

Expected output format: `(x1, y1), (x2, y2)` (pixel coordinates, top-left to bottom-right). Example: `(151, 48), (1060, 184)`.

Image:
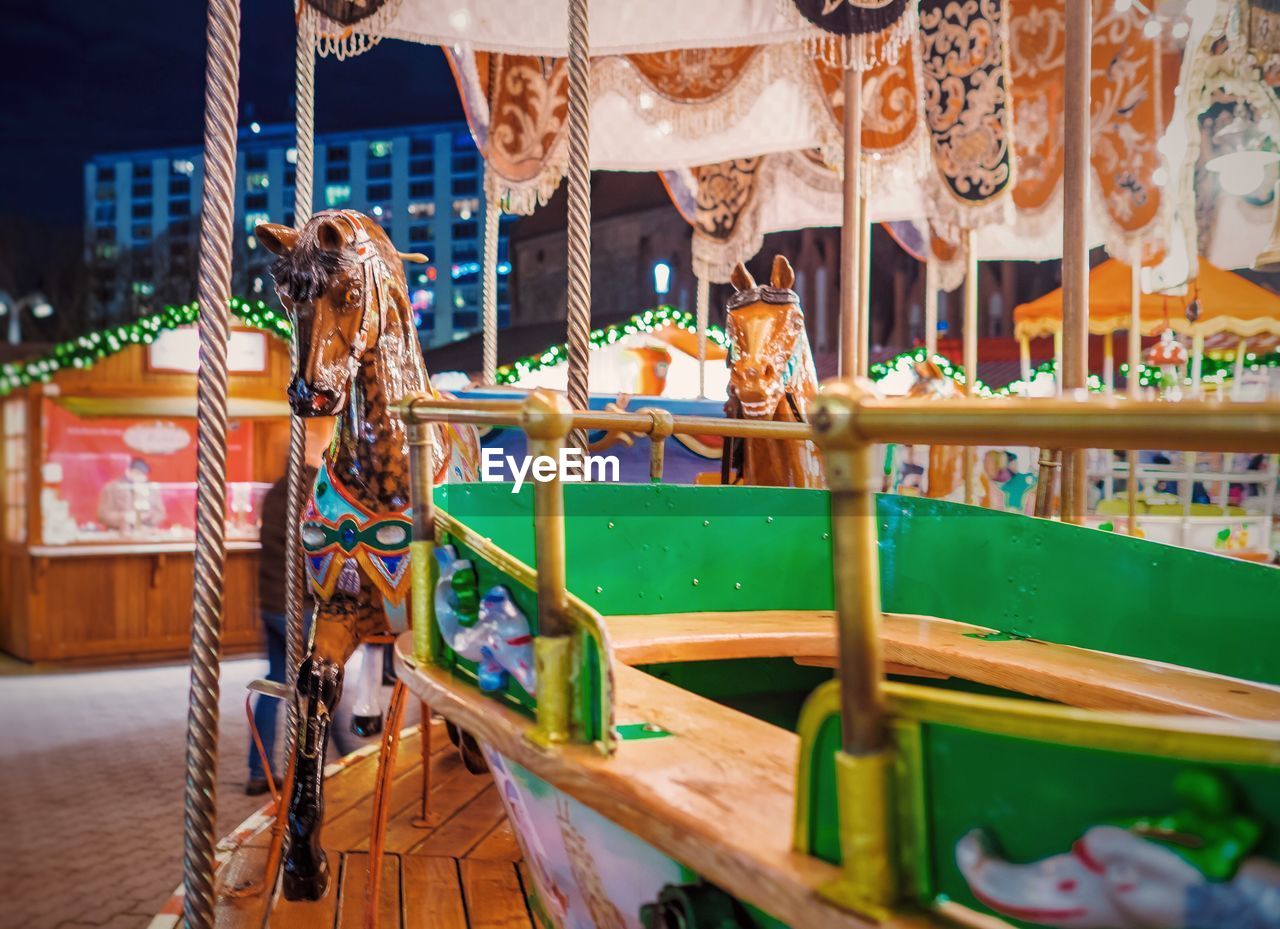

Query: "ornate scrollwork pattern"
(1008, 0), (1167, 254)
(694, 157), (764, 242)
(920, 0), (1014, 224)
(481, 52), (569, 212)
(627, 46), (761, 102)
(813, 34), (920, 154)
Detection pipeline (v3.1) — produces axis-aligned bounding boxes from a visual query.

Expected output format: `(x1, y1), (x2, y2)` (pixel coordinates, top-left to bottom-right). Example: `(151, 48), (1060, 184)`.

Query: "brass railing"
(399, 385), (1280, 912)
(807, 382), (1280, 912)
(398, 389), (820, 746)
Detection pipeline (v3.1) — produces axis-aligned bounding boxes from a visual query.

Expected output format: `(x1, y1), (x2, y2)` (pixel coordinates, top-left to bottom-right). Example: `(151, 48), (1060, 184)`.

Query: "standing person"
(97, 457), (166, 534)
(247, 419), (333, 795)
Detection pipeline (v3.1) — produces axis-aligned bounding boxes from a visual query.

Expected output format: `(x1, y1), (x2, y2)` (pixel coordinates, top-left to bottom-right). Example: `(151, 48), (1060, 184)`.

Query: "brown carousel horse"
(722, 255), (824, 487)
(256, 210), (479, 900)
(905, 358), (966, 500)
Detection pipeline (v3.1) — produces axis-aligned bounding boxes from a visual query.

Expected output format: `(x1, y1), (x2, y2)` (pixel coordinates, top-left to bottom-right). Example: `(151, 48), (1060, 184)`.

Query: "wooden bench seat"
(394, 636), (937, 929)
(604, 610), (1280, 720)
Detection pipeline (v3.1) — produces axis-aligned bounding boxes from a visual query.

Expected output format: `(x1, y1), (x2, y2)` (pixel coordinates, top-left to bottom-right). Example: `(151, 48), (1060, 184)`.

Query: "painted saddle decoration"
(302, 461), (414, 631)
(256, 209), (482, 901)
(721, 255), (824, 488)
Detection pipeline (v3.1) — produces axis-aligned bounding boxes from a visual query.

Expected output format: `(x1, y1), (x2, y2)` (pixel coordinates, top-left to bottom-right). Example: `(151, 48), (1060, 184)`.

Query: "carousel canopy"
(439, 0), (1175, 280)
(1013, 259), (1280, 342)
(307, 0), (821, 55)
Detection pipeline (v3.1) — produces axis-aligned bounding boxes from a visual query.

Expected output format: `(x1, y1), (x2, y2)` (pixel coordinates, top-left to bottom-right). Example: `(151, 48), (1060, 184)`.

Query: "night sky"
(1, 0), (463, 226)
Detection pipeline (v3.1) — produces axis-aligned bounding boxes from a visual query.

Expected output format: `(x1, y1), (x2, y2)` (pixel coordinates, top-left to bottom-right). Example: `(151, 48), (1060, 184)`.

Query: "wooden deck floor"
(207, 717), (535, 929)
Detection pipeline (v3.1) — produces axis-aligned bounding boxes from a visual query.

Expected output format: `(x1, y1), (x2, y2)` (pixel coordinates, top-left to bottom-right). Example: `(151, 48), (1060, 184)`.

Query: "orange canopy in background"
(1013, 259), (1280, 342)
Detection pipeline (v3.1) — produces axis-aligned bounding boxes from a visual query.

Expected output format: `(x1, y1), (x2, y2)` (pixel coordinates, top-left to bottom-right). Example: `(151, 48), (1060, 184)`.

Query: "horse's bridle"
(326, 210), (394, 384)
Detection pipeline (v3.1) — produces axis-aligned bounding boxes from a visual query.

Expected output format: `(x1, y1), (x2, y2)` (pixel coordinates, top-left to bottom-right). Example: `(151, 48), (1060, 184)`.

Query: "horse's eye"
(345, 286), (362, 306)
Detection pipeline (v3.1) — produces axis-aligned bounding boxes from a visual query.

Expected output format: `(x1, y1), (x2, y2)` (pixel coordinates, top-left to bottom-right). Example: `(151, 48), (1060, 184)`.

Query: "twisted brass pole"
(1060, 0), (1092, 522)
(482, 182), (501, 385)
(183, 0), (240, 925)
(839, 55), (862, 378)
(564, 0), (592, 449)
(293, 6), (315, 229)
(283, 3), (316, 762)
(695, 275), (710, 399)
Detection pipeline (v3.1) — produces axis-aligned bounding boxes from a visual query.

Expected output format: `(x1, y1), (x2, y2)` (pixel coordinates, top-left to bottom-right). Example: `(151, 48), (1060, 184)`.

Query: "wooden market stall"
(1013, 257), (1280, 394)
(0, 306), (292, 663)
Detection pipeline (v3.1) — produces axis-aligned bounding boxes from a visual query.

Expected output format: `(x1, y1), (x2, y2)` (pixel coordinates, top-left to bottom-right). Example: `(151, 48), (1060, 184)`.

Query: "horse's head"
(725, 255), (809, 419)
(907, 358), (958, 400)
(257, 210), (410, 417)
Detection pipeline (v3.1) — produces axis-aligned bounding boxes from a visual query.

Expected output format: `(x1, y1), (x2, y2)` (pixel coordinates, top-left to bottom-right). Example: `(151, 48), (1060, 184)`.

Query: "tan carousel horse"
(256, 210), (480, 900)
(905, 358), (966, 500)
(721, 255), (824, 487)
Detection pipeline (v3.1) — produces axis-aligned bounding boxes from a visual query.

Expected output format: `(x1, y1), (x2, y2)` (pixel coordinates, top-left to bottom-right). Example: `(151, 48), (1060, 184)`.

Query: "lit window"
(244, 211), (270, 232)
(325, 184), (352, 207)
(3, 400), (28, 543)
(369, 140), (393, 158)
(247, 171), (270, 191)
(408, 202), (435, 218)
(285, 147), (297, 164)
(452, 197), (480, 219)
(171, 159), (195, 176)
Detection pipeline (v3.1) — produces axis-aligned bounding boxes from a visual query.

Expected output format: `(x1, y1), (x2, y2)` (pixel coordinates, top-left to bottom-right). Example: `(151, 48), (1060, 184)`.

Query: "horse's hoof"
(351, 714), (383, 738)
(281, 849), (330, 901)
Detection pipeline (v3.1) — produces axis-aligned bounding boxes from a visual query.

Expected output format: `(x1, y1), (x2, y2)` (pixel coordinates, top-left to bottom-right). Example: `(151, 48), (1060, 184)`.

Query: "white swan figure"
(434, 545), (536, 696)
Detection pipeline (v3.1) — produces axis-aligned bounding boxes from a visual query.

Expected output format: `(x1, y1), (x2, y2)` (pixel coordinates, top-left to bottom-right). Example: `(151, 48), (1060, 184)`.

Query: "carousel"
(164, 3), (1280, 929)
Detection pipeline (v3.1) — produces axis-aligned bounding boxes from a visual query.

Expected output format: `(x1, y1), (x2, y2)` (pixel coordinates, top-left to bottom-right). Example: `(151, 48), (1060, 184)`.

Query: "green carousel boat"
(390, 385), (1280, 929)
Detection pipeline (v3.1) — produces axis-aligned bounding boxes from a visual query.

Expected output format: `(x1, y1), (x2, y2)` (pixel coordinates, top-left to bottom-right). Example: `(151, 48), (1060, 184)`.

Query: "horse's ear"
(730, 263), (756, 292)
(255, 223), (298, 257)
(771, 255), (795, 290)
(315, 216), (349, 253)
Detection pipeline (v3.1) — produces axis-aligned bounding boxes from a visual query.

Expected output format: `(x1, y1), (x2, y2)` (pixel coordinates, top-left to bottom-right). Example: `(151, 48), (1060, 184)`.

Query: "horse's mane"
(270, 233), (350, 304)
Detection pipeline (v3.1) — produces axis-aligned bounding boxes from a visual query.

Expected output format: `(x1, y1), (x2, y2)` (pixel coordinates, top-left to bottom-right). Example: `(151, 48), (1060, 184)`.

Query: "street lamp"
(652, 260), (672, 297)
(0, 292), (55, 344)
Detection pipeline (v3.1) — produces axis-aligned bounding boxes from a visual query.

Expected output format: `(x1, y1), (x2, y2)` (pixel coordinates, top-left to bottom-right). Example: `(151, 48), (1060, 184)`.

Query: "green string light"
(0, 298), (292, 398)
(500, 319), (1280, 397)
(494, 305), (729, 385)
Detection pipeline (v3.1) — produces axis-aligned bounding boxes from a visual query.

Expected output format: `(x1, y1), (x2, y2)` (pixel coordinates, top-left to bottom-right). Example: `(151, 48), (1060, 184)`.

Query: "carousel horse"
(722, 256), (824, 487)
(904, 358), (966, 500)
(256, 210), (480, 900)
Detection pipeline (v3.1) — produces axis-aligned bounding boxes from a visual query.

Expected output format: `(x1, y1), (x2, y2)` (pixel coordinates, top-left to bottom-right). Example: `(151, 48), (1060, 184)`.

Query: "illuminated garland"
(868, 348), (996, 397)
(495, 305), (728, 385)
(488, 303), (1280, 393)
(0, 297), (292, 397)
(998, 351), (1280, 394)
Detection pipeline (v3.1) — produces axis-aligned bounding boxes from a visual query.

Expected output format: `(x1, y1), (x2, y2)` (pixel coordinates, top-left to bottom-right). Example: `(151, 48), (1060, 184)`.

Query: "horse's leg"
(350, 643), (385, 737)
(282, 604), (359, 901)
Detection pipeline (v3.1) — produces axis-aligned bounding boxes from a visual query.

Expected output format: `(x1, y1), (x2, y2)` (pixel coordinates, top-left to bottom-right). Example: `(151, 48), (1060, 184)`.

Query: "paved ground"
(0, 656), (270, 928)
(0, 648), (393, 929)
(0, 649), (413, 929)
